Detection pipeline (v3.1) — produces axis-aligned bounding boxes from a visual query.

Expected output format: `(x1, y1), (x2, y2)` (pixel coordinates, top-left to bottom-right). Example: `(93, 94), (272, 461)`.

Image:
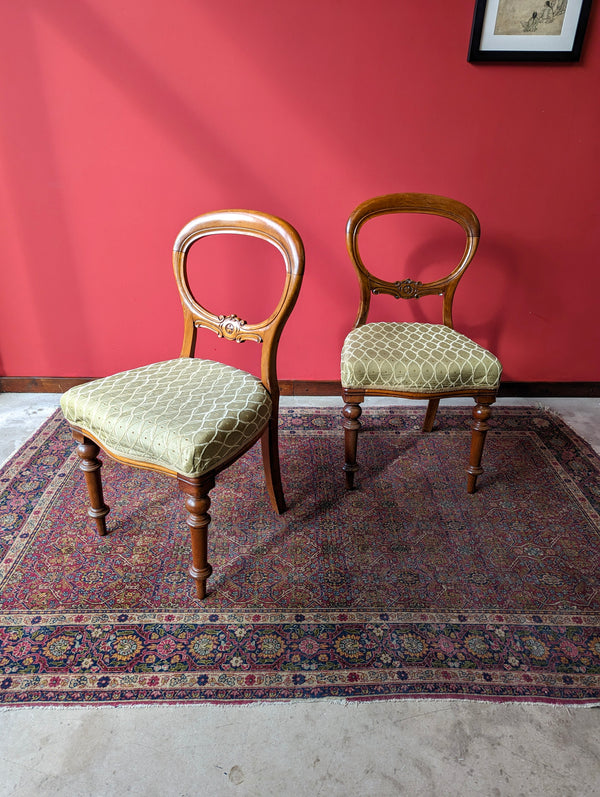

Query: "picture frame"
(468, 0), (592, 62)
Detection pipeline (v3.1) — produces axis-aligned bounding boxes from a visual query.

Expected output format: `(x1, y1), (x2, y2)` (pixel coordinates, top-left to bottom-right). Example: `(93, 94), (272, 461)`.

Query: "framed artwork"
(468, 0), (593, 61)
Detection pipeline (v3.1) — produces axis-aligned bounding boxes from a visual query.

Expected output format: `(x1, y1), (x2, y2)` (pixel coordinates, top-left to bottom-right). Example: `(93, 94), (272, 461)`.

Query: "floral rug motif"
(1, 406), (600, 705)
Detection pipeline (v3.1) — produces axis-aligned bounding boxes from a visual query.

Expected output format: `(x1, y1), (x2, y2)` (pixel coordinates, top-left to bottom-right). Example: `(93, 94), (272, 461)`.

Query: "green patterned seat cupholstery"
(341, 322), (502, 392)
(60, 358), (272, 477)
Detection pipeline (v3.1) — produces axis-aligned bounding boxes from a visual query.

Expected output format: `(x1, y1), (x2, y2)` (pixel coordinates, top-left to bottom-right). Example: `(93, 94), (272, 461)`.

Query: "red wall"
(1, 0), (599, 383)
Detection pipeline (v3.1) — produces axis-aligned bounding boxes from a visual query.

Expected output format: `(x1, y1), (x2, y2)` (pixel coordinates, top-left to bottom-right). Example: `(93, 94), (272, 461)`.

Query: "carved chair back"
(173, 210), (305, 400)
(346, 193), (480, 330)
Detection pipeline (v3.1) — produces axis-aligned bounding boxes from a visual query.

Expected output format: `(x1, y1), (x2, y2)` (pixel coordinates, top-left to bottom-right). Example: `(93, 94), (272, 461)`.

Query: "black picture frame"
(468, 0), (592, 62)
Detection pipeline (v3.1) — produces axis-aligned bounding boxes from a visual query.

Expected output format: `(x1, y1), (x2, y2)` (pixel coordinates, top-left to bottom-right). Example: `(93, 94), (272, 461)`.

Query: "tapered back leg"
(261, 419), (286, 514)
(422, 398), (440, 433)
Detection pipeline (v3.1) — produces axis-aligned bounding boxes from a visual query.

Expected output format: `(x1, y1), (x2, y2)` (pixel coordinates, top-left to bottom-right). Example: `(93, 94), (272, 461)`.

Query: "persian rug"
(1, 406), (600, 706)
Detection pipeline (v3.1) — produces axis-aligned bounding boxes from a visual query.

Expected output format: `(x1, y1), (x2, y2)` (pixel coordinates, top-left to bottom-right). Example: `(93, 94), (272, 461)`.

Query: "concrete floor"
(1, 393), (599, 797)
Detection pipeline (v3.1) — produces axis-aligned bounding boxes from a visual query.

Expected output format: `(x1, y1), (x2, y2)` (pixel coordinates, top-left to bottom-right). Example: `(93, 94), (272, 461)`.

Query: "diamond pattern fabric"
(60, 359), (272, 477)
(341, 322), (502, 392)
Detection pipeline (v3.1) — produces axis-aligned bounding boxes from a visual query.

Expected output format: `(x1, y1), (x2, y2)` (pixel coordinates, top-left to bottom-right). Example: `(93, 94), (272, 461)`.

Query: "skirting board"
(1, 377), (599, 398)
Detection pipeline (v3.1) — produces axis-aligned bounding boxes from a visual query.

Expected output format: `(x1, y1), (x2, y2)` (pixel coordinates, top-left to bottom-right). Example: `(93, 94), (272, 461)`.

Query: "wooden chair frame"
(341, 193), (498, 494)
(69, 210), (304, 599)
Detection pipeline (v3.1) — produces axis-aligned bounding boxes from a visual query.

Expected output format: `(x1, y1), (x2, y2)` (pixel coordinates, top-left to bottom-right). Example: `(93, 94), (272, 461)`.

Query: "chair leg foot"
(261, 420), (286, 514)
(466, 398), (495, 493)
(74, 434), (110, 536)
(342, 399), (362, 489)
(178, 474), (215, 599)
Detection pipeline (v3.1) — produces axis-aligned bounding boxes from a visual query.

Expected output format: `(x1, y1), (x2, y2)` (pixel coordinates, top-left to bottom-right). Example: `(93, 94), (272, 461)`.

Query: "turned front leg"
(74, 433), (110, 536)
(178, 474), (215, 599)
(466, 397), (495, 494)
(342, 397), (363, 490)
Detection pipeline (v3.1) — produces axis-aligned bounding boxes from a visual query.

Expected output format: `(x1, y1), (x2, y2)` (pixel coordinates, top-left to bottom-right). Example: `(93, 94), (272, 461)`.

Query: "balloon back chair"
(61, 210), (304, 599)
(340, 193), (502, 494)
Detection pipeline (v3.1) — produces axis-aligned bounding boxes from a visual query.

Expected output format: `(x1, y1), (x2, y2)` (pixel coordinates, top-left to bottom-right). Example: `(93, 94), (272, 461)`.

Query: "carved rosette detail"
(217, 314), (263, 343)
(372, 278), (423, 299)
(395, 278), (422, 298)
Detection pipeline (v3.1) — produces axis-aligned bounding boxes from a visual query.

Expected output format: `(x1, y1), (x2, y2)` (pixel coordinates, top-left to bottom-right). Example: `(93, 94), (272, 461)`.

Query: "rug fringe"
(2, 698), (600, 712)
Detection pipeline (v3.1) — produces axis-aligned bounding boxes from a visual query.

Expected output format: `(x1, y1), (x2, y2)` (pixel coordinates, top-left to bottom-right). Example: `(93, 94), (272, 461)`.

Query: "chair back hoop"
(173, 210), (305, 394)
(346, 193), (480, 329)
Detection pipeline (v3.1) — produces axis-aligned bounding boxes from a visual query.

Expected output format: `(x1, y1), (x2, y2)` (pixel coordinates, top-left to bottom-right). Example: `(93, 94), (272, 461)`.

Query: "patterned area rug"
(1, 406), (600, 706)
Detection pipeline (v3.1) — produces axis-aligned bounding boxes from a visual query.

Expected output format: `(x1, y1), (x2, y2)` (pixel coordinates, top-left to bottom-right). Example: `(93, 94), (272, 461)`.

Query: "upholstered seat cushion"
(341, 322), (502, 392)
(60, 359), (272, 477)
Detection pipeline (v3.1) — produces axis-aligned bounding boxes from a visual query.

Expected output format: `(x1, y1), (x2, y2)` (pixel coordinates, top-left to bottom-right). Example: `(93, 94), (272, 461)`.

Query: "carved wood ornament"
(194, 314), (264, 343)
(371, 277), (424, 299)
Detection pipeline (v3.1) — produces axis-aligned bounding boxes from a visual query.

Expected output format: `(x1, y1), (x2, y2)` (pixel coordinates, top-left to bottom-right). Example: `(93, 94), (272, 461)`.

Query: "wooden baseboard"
(0, 377), (94, 393)
(279, 380), (342, 396)
(498, 382), (600, 398)
(1, 376), (600, 397)
(286, 381), (600, 397)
